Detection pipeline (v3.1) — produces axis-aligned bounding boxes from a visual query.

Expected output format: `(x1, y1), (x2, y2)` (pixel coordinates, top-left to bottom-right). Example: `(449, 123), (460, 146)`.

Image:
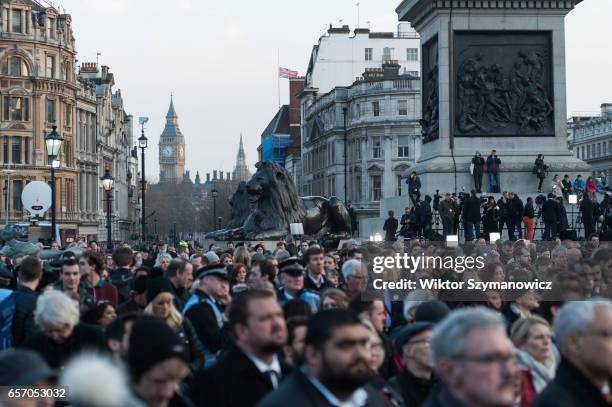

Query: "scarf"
(515, 348), (557, 393)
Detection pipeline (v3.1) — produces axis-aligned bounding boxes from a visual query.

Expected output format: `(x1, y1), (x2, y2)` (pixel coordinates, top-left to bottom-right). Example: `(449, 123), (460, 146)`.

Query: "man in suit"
(258, 309), (389, 407)
(542, 193), (561, 240)
(303, 247), (332, 292)
(191, 289), (290, 407)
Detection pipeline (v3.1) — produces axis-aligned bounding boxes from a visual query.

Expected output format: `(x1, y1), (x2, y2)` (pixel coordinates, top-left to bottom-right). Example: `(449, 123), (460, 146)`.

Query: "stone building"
(0, 0), (80, 241)
(158, 96), (186, 184)
(569, 103), (612, 177)
(78, 63), (137, 243)
(300, 61), (421, 223)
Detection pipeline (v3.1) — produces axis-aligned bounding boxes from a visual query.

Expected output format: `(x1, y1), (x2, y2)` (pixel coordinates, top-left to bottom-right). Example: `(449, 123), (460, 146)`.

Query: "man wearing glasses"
(390, 321), (435, 406)
(532, 299), (612, 407)
(424, 307), (518, 407)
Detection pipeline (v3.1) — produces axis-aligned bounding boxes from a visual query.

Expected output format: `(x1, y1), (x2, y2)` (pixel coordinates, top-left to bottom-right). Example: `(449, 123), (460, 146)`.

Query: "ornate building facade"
(158, 96), (186, 184)
(0, 0), (137, 244)
(300, 61), (421, 224)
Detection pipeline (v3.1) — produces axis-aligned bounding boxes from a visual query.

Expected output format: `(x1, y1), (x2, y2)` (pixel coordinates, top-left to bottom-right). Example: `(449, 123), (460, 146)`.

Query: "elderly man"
(342, 259), (367, 298)
(423, 307), (518, 407)
(532, 299), (612, 407)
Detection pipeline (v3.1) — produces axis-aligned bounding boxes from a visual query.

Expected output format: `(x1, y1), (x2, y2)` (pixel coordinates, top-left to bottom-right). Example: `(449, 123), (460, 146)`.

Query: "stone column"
(360, 132), (367, 203)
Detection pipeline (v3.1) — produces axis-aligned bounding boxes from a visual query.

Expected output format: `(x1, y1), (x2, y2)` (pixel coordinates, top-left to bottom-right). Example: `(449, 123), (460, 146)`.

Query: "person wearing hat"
(0, 349), (56, 406)
(182, 264), (231, 366)
(203, 251), (220, 266)
(128, 316), (191, 407)
(118, 274), (149, 315)
(145, 278), (205, 374)
(277, 258), (320, 313)
(389, 322), (436, 407)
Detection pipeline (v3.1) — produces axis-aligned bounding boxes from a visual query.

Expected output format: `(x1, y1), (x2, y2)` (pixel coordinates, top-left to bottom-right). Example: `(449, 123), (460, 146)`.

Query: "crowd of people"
(0, 235), (610, 407)
(388, 152), (612, 242)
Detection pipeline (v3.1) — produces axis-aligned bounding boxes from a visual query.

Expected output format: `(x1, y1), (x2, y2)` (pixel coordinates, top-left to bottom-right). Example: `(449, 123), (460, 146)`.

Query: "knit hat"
(414, 300), (451, 324)
(127, 316), (187, 383)
(0, 349), (56, 385)
(204, 251), (220, 265)
(146, 277), (174, 304)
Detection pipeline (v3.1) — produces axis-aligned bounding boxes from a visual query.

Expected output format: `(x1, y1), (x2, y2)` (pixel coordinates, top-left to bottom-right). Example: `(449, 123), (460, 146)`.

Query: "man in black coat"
(347, 202), (358, 237)
(580, 194), (595, 239)
(406, 171), (422, 207)
(462, 190), (481, 241)
(541, 193), (561, 240)
(191, 289), (291, 407)
(183, 264), (231, 364)
(497, 192), (510, 238)
(390, 322), (436, 407)
(12, 256), (42, 346)
(507, 192), (524, 240)
(532, 300), (612, 407)
(382, 210), (398, 242)
(108, 246), (134, 304)
(303, 247), (333, 292)
(258, 309), (389, 407)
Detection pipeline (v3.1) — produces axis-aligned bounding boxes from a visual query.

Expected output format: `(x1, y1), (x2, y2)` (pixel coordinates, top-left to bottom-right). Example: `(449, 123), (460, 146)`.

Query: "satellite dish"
(21, 181), (52, 218)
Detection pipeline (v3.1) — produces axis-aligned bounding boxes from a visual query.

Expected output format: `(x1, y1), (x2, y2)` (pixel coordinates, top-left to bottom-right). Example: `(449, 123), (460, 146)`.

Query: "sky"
(58, 0), (612, 182)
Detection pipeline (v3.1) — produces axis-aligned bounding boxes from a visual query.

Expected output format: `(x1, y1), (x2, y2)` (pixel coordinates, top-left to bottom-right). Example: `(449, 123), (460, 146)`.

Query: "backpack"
(0, 290), (17, 350)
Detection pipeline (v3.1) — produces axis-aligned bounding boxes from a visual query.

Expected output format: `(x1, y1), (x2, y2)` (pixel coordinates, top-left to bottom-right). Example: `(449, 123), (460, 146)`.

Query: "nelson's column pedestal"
(395, 0), (588, 196)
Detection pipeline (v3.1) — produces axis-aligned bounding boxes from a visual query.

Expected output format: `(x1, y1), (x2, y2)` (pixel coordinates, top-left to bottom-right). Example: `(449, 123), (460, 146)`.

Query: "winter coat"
(472, 156), (485, 174)
(573, 178), (586, 192)
(486, 155), (501, 173)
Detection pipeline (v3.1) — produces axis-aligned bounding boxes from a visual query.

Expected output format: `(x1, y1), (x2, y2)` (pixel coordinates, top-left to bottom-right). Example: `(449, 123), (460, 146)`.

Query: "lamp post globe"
(101, 169), (114, 249)
(138, 130), (148, 243)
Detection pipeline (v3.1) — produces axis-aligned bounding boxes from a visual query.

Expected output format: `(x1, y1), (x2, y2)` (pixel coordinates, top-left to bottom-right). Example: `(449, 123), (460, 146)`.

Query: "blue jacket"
(573, 178), (586, 192)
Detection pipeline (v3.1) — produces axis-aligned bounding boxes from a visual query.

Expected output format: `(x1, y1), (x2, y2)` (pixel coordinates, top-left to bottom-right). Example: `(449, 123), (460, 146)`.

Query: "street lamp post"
(138, 124), (148, 243)
(44, 125), (64, 244)
(101, 169), (115, 249)
(211, 188), (218, 231)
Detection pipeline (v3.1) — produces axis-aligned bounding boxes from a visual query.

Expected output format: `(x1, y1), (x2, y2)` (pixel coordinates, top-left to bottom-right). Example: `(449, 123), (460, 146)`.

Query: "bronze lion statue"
(207, 161), (351, 240)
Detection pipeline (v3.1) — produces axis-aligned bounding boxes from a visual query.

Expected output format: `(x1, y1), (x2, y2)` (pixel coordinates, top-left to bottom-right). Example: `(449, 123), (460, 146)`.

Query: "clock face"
(179, 146), (184, 159)
(162, 145), (174, 158)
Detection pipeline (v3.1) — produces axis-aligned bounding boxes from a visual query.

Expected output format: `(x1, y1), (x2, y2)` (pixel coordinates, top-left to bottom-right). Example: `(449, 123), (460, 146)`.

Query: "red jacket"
(519, 369), (537, 407)
(83, 279), (119, 307)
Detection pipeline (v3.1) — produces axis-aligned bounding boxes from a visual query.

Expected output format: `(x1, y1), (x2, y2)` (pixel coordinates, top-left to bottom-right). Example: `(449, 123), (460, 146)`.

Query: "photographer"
(471, 151), (485, 193)
(482, 196), (499, 239)
(406, 171), (421, 207)
(463, 190), (482, 241)
(439, 193), (457, 237)
(486, 149), (501, 193)
(533, 154), (547, 193)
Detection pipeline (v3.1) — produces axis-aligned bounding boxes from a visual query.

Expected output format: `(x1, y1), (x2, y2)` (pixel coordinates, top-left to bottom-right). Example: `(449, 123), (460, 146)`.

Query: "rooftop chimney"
(220, 171), (224, 180)
(213, 170), (217, 180)
(206, 173), (210, 182)
(601, 103), (612, 117)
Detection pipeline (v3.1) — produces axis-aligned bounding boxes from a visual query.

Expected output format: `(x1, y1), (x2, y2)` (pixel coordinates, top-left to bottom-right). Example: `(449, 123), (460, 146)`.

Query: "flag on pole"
(279, 67), (298, 79)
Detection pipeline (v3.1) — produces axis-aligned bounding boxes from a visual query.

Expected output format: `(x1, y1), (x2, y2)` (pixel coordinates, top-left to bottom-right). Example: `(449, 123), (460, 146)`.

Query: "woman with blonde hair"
(510, 315), (558, 406)
(154, 253), (172, 273)
(232, 246), (251, 268)
(145, 278), (205, 372)
(320, 288), (349, 310)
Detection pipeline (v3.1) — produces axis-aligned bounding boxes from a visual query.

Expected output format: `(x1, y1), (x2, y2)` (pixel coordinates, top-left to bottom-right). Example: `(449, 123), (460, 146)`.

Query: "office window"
(398, 135), (409, 158)
(576, 148), (580, 159)
(48, 18), (56, 39)
(65, 105), (72, 127)
(12, 137), (21, 164)
(598, 143), (602, 157)
(11, 9), (22, 33)
(581, 146), (585, 159)
(355, 174), (362, 201)
(397, 175), (402, 196)
(372, 136), (381, 158)
(354, 103), (360, 119)
(587, 145), (591, 159)
(398, 100), (408, 116)
(24, 137), (30, 164)
(45, 55), (55, 78)
(46, 98), (55, 123)
(2, 137), (8, 163)
(609, 141), (612, 155)
(365, 48), (373, 61)
(3, 96), (29, 121)
(604, 142), (607, 156)
(406, 48), (418, 61)
(372, 101), (380, 117)
(12, 180), (22, 211)
(5, 57), (28, 76)
(383, 47), (394, 61)
(371, 175), (382, 201)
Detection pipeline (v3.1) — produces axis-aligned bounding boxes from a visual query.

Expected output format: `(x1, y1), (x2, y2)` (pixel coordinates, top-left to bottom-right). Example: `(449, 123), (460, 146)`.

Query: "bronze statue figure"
(206, 161), (351, 240)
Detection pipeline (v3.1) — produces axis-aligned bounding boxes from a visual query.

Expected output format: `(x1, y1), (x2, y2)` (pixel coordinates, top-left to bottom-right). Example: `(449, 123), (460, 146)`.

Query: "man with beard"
(192, 289), (290, 407)
(258, 309), (389, 407)
(423, 307), (518, 407)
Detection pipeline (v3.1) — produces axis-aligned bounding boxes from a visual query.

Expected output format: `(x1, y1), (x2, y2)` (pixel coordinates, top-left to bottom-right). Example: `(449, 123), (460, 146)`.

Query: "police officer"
(276, 258), (320, 313)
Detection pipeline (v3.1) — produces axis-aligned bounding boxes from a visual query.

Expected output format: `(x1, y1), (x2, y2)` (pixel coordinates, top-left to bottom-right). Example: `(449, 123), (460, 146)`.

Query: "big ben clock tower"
(159, 95), (186, 183)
